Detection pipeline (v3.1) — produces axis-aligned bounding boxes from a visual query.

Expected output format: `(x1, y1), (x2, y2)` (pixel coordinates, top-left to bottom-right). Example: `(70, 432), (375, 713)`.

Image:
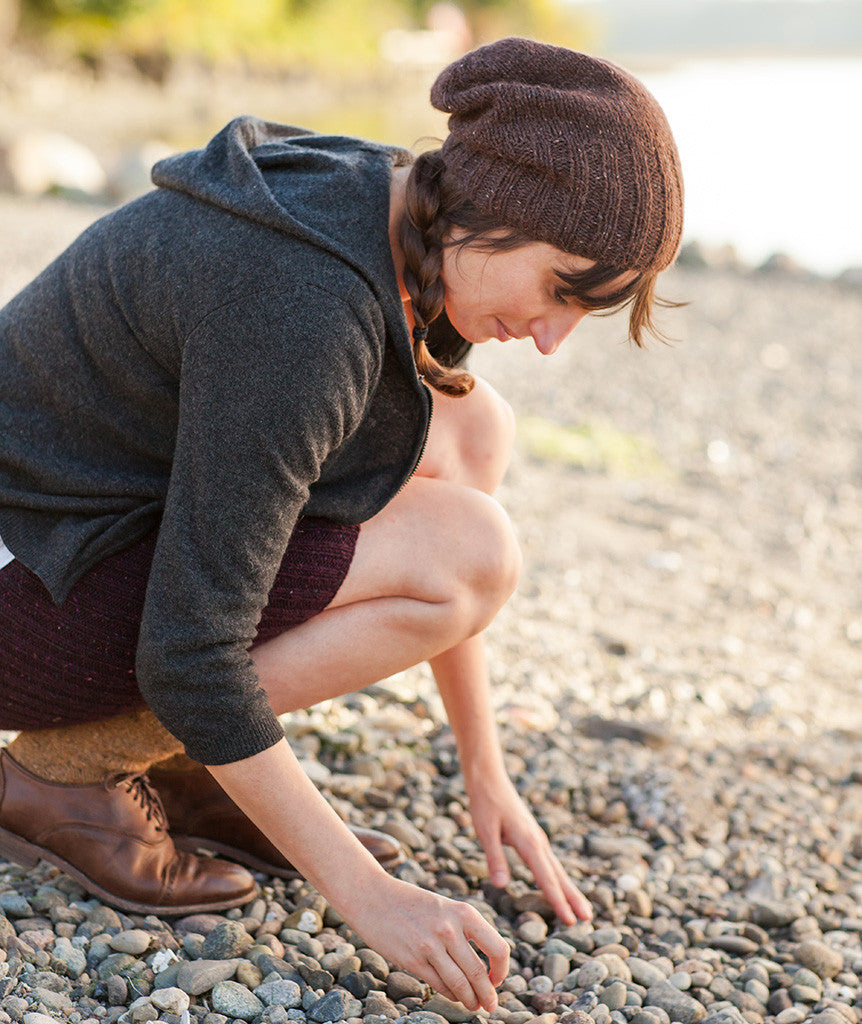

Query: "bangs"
(556, 266), (680, 349)
(553, 263), (642, 312)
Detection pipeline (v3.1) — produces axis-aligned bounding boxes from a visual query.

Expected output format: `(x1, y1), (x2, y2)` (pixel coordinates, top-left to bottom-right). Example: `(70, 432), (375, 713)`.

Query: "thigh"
(414, 375), (515, 494)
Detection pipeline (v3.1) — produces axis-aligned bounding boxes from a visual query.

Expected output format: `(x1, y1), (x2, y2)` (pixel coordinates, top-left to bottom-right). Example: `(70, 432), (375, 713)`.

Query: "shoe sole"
(172, 834), (406, 880)
(0, 824), (259, 915)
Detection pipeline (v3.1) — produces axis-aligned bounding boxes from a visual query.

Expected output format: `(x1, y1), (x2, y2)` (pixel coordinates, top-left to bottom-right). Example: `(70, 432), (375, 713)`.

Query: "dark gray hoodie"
(0, 116), (464, 764)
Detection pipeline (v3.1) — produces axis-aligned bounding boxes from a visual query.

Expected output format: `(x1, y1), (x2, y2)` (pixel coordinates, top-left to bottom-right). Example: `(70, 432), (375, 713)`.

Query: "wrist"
(462, 747), (508, 790)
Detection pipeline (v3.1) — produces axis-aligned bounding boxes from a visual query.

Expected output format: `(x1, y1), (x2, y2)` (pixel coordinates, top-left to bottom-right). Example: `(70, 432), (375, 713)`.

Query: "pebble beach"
(1, 140), (861, 1024)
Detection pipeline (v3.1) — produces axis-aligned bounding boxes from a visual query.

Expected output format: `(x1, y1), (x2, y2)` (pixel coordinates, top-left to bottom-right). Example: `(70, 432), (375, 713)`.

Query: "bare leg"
(252, 474), (520, 714)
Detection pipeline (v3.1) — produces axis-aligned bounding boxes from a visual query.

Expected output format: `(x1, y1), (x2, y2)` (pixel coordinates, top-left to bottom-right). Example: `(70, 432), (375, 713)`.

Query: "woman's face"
(441, 233), (633, 355)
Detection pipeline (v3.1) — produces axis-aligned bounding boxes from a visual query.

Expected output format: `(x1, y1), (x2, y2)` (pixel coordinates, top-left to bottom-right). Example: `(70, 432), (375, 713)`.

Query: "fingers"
(431, 946), (498, 1012)
(464, 912), (511, 988)
(481, 829), (511, 888)
(412, 906), (507, 1012)
(516, 830), (593, 924)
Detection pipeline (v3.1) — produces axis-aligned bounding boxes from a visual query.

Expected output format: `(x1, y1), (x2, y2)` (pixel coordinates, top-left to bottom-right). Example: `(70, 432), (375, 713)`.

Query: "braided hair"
(398, 151), (475, 398)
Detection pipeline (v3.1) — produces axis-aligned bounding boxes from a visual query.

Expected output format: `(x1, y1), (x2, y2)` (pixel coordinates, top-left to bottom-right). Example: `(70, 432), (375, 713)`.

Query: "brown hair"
(398, 150), (676, 399)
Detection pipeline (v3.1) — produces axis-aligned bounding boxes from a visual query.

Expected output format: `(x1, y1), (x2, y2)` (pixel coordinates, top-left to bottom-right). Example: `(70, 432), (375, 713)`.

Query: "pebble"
(51, 936), (87, 978)
(645, 980), (707, 1024)
(386, 970), (426, 1001)
(176, 959), (241, 995)
(149, 987), (191, 1015)
(628, 958), (667, 987)
(201, 921), (253, 959)
(796, 940), (844, 979)
(108, 929), (151, 955)
(211, 979), (265, 1020)
(307, 988), (363, 1022)
(600, 982), (628, 1010)
(578, 961), (610, 987)
(516, 913), (548, 944)
(254, 978), (302, 1008)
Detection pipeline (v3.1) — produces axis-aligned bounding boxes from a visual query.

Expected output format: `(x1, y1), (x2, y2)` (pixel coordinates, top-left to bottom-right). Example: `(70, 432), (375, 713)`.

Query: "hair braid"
(399, 151), (474, 397)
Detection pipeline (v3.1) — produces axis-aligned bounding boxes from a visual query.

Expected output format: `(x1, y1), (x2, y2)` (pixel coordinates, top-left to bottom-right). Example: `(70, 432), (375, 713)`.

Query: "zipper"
(393, 376), (433, 497)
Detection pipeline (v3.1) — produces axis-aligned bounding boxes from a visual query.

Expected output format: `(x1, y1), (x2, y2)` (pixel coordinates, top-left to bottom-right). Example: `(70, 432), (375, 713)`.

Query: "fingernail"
(492, 872), (507, 886)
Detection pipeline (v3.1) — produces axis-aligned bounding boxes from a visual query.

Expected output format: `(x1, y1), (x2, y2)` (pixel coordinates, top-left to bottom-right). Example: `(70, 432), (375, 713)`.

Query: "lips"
(495, 318), (514, 341)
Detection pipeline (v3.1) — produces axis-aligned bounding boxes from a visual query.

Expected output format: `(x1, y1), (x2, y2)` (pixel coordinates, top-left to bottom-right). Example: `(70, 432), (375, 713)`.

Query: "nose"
(529, 307), (588, 355)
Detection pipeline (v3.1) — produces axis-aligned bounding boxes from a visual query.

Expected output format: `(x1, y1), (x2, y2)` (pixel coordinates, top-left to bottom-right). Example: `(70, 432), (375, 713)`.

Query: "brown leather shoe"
(0, 750), (258, 915)
(149, 760), (405, 879)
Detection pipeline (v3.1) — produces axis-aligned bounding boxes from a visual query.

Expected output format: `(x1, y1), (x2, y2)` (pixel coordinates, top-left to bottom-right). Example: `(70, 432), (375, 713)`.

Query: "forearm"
(429, 633), (507, 788)
(206, 738), (388, 919)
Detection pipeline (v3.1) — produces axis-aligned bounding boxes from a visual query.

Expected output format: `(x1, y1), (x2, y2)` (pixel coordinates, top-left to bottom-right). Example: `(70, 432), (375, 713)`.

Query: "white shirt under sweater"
(0, 537), (13, 569)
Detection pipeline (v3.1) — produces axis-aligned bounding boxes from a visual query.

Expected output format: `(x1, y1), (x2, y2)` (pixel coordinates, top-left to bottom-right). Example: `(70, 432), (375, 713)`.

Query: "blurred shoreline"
(2, 46), (861, 283)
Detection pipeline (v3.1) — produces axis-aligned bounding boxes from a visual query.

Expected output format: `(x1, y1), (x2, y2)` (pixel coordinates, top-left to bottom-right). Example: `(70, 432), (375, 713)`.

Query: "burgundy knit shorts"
(0, 519), (359, 731)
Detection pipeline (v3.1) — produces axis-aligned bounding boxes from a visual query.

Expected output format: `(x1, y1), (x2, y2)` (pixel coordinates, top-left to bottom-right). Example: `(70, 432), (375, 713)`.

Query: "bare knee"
(434, 488), (522, 640)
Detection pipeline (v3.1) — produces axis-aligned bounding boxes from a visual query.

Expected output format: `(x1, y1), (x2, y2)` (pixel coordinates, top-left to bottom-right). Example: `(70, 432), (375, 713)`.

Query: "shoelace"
(105, 771), (168, 831)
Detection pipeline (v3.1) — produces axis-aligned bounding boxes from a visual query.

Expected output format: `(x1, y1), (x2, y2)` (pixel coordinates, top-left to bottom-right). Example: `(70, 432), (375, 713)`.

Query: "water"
(639, 57), (862, 275)
(308, 56), (862, 277)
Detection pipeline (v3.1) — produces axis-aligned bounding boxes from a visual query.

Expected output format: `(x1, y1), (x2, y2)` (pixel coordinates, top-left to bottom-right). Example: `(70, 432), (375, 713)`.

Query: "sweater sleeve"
(135, 284), (380, 765)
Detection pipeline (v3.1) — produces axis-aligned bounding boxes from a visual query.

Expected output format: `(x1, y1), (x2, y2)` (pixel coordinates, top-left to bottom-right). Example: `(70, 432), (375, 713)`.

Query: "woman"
(0, 38), (682, 1010)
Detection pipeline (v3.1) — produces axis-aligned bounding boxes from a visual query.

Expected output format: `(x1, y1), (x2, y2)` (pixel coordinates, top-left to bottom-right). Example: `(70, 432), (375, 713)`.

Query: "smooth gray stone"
(211, 980), (264, 1021)
(796, 939), (844, 979)
(645, 980), (707, 1024)
(628, 958), (666, 988)
(176, 959), (241, 996)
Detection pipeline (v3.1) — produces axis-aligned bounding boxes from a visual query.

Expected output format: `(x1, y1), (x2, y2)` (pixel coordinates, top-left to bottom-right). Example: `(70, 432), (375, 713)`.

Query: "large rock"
(0, 131), (107, 199)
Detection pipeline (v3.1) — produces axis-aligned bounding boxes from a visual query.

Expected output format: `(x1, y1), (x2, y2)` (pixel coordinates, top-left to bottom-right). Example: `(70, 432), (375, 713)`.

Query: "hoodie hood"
(152, 116), (413, 313)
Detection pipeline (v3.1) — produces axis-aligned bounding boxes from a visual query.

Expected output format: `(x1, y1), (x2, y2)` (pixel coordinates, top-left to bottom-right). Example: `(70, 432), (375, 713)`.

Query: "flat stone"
(706, 936), (759, 955)
(24, 1014), (62, 1024)
(0, 893), (32, 917)
(749, 900), (805, 929)
(774, 1011), (806, 1024)
(106, 975), (128, 1005)
(31, 987), (73, 1013)
(284, 908), (324, 934)
(176, 958), (241, 995)
(516, 912), (548, 944)
(357, 948), (389, 979)
(109, 929), (152, 955)
(422, 994), (474, 1022)
(386, 970), (426, 1001)
(254, 978), (302, 1008)
(645, 980), (707, 1024)
(796, 940), (844, 979)
(211, 980), (265, 1021)
(403, 1014), (449, 1024)
(628, 958), (667, 988)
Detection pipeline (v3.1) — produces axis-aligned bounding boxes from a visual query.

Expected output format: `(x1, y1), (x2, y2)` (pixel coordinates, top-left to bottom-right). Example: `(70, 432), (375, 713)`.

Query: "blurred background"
(1, 0), (861, 278)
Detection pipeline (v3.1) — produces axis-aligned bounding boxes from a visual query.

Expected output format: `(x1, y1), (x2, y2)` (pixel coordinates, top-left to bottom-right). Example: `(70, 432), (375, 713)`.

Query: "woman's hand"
(466, 770), (593, 925)
(345, 874), (510, 1012)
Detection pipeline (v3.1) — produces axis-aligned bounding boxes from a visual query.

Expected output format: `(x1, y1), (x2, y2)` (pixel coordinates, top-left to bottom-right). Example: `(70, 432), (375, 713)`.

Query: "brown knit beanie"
(431, 37), (684, 272)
